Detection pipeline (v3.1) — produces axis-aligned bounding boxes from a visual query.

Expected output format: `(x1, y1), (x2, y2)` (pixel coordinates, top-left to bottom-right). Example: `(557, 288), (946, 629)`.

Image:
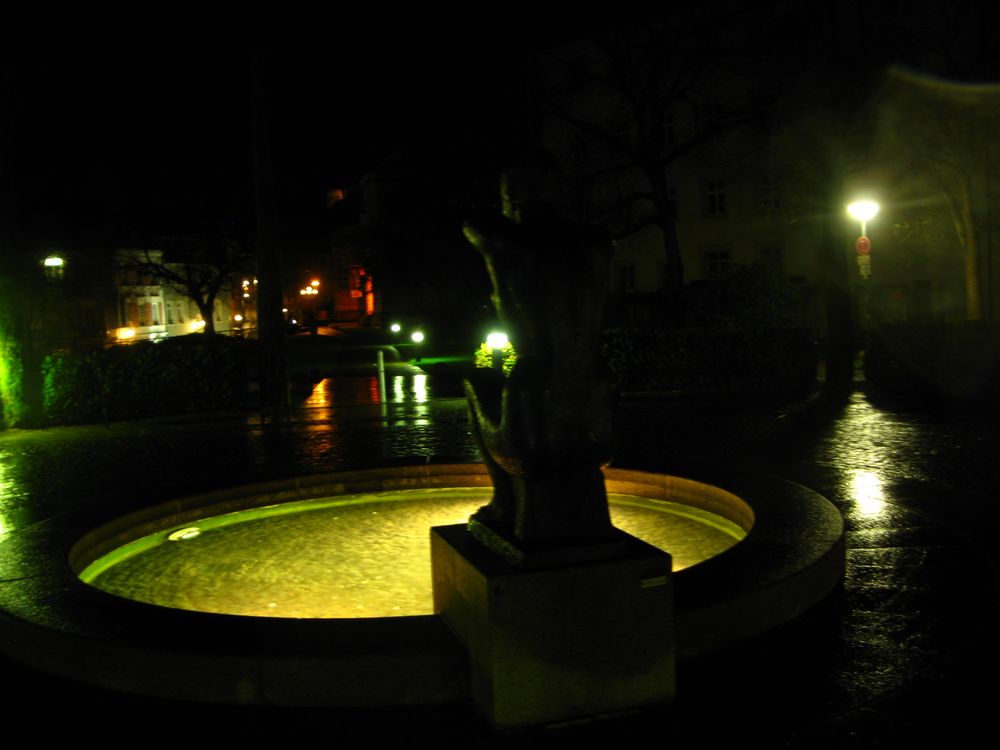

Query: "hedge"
(42, 335), (250, 425)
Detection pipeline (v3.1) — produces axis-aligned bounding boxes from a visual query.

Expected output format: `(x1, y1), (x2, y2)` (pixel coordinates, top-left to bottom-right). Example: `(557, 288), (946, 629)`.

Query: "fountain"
(0, 163), (844, 726)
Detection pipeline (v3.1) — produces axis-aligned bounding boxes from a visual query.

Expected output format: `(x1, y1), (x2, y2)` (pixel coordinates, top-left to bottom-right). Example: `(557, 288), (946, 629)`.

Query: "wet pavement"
(1, 368), (997, 746)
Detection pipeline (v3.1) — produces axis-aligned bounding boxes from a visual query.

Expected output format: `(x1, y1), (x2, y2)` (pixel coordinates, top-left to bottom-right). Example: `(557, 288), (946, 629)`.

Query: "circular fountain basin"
(77, 488), (745, 619)
(3, 463), (842, 707)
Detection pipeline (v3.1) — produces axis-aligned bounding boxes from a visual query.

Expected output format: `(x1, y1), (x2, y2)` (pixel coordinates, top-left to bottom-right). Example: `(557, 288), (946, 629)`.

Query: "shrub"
(42, 335), (250, 425)
(474, 341), (517, 376)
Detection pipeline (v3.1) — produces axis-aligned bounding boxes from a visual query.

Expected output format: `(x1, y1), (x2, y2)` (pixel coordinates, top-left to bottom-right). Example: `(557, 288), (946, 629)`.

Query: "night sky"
(5, 6), (999, 254)
(2, 24), (546, 249)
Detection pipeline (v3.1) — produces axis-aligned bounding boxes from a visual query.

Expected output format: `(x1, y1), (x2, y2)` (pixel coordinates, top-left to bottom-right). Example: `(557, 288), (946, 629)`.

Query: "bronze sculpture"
(463, 161), (618, 560)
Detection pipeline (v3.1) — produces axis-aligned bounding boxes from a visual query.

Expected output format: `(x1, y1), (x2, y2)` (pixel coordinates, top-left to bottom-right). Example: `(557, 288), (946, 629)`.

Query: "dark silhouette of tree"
(875, 68), (1000, 321)
(535, 8), (787, 307)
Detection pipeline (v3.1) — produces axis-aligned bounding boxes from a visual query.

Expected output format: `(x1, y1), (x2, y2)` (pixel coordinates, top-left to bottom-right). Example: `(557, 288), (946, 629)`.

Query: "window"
(703, 246), (732, 279)
(705, 180), (727, 216)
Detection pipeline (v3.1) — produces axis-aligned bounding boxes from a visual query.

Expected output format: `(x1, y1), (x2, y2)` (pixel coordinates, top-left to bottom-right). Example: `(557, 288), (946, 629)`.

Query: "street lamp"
(848, 199), (880, 342)
(847, 200), (879, 279)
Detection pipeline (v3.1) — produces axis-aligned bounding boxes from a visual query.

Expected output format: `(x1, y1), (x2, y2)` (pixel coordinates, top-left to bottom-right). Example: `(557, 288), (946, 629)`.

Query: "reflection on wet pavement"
(1, 379), (997, 743)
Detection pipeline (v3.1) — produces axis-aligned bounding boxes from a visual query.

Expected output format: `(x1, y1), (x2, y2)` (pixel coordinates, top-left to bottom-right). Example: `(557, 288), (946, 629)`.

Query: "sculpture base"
(430, 524), (674, 732)
(467, 514), (628, 568)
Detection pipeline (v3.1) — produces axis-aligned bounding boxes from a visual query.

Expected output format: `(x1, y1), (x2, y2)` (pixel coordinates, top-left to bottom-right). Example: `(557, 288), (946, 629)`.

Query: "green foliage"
(42, 336), (250, 425)
(0, 277), (30, 427)
(474, 341), (517, 376)
(0, 333), (26, 426)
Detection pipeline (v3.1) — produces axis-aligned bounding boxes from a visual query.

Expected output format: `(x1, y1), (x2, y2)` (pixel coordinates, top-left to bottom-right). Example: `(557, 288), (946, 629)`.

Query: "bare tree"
(535, 9), (785, 304)
(121, 237), (247, 335)
(876, 67), (1000, 320)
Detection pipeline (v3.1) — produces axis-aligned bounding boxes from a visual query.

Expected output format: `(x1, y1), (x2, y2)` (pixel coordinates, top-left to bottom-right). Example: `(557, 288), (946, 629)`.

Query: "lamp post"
(847, 200), (879, 279)
(847, 199), (880, 342)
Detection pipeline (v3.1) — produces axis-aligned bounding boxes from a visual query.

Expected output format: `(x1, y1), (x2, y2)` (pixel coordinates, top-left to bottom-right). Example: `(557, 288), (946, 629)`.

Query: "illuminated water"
(81, 488), (744, 619)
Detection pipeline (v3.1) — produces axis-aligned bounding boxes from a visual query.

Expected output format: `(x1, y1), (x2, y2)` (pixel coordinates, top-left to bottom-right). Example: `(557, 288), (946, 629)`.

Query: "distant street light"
(486, 331), (508, 349)
(410, 330), (425, 363)
(486, 331), (509, 371)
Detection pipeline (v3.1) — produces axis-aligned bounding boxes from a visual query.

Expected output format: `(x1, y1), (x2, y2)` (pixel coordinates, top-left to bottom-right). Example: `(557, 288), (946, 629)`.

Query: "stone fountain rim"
(1, 461), (844, 707)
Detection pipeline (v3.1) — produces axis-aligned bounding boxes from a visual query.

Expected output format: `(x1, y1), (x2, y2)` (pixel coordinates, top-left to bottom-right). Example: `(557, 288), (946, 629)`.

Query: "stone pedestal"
(431, 524), (674, 732)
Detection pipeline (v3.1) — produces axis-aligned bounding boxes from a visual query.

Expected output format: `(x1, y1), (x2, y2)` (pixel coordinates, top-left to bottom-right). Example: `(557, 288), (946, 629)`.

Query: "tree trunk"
(646, 166), (684, 325)
(955, 186), (982, 321)
(196, 297), (217, 335)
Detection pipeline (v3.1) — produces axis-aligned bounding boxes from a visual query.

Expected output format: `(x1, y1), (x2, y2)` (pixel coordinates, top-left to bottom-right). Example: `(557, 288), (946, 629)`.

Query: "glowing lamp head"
(234, 314), (244, 322)
(847, 200), (880, 223)
(390, 322), (401, 333)
(486, 331), (509, 350)
(43, 255), (65, 267)
(410, 331), (425, 344)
